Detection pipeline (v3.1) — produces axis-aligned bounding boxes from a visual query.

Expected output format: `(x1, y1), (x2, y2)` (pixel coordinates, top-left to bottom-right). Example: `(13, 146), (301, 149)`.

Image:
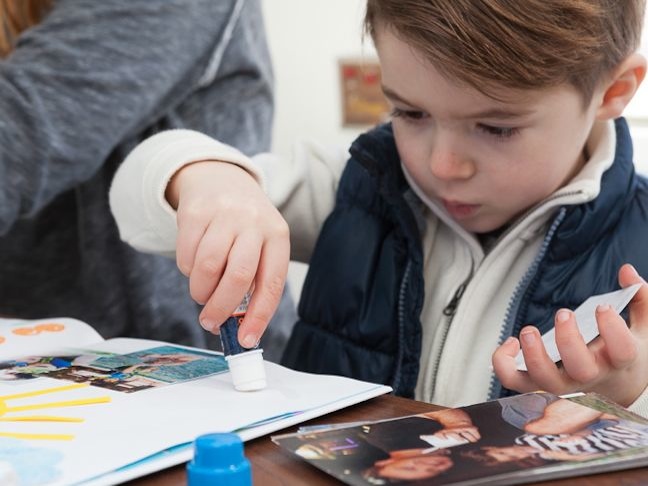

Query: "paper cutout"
(12, 327), (39, 336)
(516, 284), (642, 371)
(1, 346), (229, 394)
(11, 323), (66, 337)
(0, 383), (110, 440)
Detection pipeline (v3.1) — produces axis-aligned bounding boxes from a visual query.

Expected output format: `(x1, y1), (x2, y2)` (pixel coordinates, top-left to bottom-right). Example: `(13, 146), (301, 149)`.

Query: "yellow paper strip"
(0, 383), (88, 401)
(0, 431), (74, 441)
(0, 415), (83, 422)
(5, 396), (111, 413)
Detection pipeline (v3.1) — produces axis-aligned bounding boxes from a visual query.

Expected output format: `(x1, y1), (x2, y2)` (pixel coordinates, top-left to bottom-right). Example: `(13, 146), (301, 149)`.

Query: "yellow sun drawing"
(0, 383), (110, 440)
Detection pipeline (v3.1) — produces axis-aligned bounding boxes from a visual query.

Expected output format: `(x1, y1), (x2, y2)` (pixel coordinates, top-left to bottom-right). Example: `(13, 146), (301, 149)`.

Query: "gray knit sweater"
(0, 0), (279, 348)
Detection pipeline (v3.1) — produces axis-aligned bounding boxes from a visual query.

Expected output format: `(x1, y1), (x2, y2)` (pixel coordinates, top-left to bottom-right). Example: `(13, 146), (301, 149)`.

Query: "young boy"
(109, 1), (648, 413)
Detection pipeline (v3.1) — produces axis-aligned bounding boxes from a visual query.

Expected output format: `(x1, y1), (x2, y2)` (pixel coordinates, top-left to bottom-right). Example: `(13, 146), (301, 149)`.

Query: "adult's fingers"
(173, 162), (226, 276)
(239, 233), (290, 350)
(175, 206), (210, 277)
(189, 223), (233, 305)
(199, 231), (263, 334)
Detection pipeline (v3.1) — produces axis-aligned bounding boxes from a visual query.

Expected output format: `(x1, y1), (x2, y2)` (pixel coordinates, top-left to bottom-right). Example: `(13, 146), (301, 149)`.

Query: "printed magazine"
(273, 391), (648, 485)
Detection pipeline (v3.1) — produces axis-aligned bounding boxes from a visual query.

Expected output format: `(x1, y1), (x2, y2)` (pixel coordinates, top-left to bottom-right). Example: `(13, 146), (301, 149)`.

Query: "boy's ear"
(596, 53), (647, 120)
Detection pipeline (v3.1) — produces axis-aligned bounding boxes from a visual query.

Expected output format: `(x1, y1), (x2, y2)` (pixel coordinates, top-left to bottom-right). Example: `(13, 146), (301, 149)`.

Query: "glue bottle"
(219, 292), (266, 391)
(187, 433), (252, 486)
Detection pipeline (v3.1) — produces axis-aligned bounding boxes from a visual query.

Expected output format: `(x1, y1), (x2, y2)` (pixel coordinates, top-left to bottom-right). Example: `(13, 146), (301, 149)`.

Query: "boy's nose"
(428, 146), (475, 180)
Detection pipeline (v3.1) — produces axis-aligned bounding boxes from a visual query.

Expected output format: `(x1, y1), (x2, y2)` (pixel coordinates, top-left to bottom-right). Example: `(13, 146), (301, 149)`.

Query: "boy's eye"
(478, 124), (519, 140)
(390, 108), (428, 122)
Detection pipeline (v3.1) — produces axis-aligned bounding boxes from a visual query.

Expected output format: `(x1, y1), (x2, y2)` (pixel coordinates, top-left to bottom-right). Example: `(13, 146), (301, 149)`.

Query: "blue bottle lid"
(187, 433), (252, 486)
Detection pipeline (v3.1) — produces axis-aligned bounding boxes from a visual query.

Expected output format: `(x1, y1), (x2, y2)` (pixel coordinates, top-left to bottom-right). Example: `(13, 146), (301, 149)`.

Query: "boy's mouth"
(442, 199), (480, 219)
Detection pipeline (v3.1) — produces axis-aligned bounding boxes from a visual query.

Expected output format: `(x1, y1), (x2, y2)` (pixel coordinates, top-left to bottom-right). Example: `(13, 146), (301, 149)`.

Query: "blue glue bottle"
(187, 433), (252, 486)
(220, 293), (267, 391)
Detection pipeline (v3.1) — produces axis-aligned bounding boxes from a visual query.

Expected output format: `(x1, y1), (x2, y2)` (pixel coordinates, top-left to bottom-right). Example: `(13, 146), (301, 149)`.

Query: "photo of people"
(0, 346), (228, 393)
(0, 354), (99, 381)
(88, 346), (227, 383)
(46, 364), (165, 393)
(274, 392), (648, 485)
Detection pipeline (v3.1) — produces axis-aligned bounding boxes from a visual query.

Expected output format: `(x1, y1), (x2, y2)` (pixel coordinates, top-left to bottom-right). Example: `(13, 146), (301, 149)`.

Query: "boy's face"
(375, 27), (601, 233)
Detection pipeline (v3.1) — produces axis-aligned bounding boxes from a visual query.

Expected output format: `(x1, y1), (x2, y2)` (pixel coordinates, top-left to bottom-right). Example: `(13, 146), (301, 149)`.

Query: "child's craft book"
(274, 391), (648, 485)
(0, 317), (391, 486)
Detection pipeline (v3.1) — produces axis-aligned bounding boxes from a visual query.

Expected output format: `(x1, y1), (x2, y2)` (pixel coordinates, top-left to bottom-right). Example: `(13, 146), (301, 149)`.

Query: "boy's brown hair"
(365, 0), (646, 103)
(0, 0), (52, 58)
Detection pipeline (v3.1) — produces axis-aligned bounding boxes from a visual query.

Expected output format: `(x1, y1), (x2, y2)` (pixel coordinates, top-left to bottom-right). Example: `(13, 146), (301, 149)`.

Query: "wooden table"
(128, 394), (648, 486)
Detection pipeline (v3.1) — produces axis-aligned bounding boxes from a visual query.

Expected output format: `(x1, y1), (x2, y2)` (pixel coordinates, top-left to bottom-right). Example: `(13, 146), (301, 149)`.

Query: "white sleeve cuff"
(109, 129), (264, 256)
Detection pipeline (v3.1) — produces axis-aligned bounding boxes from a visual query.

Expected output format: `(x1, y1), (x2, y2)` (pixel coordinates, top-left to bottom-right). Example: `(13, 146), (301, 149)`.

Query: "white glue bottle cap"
(219, 303), (267, 392)
(225, 349), (266, 391)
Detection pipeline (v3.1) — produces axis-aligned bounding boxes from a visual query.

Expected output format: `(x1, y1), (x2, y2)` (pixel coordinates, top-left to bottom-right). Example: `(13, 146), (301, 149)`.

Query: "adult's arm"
(0, 0), (247, 234)
(109, 130), (349, 263)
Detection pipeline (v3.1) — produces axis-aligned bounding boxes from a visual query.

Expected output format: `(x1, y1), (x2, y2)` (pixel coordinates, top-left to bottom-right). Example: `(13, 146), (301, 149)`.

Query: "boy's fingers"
(189, 224), (232, 305)
(596, 304), (637, 368)
(619, 264), (648, 333)
(553, 310), (598, 383)
(492, 337), (537, 393)
(491, 336), (519, 369)
(518, 326), (566, 392)
(239, 237), (290, 348)
(199, 232), (262, 334)
(619, 263), (645, 287)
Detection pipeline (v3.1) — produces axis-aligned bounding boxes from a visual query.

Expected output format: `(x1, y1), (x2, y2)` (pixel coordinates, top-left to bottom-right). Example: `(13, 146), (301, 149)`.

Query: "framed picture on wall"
(339, 59), (390, 126)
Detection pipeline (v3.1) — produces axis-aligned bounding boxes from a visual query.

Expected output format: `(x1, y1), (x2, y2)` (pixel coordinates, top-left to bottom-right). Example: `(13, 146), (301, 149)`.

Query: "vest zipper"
(442, 283), (467, 317)
(487, 205), (569, 399)
(423, 187), (583, 401)
(431, 190), (580, 402)
(391, 259), (412, 395)
(428, 272), (473, 400)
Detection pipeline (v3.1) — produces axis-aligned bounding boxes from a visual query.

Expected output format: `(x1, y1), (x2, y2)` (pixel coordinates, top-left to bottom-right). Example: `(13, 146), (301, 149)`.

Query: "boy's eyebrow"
(460, 107), (535, 120)
(382, 85), (535, 119)
(382, 86), (416, 106)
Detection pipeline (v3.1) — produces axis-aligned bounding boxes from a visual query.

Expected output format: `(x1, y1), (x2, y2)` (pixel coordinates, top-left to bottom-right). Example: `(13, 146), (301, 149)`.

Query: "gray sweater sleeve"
(0, 0), (253, 234)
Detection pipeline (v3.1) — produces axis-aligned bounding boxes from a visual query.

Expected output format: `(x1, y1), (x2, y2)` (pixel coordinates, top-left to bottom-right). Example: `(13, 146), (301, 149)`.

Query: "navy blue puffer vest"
(282, 118), (648, 399)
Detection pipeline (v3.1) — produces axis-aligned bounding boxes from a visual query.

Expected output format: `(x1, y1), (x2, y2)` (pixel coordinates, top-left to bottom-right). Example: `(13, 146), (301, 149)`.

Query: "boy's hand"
(167, 161), (290, 348)
(492, 264), (648, 407)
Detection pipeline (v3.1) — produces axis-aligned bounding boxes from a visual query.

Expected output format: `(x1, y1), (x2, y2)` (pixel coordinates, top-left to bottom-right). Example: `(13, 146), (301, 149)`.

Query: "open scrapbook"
(0, 317), (391, 485)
